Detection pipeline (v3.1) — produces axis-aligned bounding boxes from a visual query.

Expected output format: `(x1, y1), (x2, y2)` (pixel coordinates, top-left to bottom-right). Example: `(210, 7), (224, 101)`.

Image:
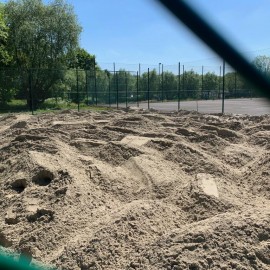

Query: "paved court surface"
(123, 98), (270, 115)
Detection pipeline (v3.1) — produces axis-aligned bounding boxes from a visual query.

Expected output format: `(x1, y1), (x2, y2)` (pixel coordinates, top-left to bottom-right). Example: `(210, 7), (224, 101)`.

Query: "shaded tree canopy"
(0, 3), (11, 66)
(5, 0), (82, 69)
(253, 55), (270, 75)
(69, 48), (96, 70)
(203, 72), (219, 90)
(2, 0), (82, 106)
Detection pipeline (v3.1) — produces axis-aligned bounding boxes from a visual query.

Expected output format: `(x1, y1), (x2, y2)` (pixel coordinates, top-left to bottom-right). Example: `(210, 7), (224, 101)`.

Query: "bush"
(0, 87), (17, 105)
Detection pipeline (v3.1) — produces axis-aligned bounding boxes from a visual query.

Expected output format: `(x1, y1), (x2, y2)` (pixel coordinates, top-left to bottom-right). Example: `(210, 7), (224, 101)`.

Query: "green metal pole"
(147, 68), (150, 109)
(108, 73), (111, 107)
(178, 62), (181, 111)
(76, 67), (79, 112)
(136, 71), (139, 107)
(29, 69), (34, 115)
(125, 72), (128, 108)
(201, 65), (204, 99)
(222, 60), (225, 114)
(94, 58), (97, 106)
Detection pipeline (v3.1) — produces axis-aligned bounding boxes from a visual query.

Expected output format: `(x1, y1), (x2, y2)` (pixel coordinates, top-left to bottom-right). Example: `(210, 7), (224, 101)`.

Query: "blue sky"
(64, 0), (270, 70)
(3, 0), (270, 71)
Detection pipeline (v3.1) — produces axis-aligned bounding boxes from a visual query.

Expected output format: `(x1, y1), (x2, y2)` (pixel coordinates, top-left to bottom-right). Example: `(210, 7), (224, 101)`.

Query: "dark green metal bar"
(156, 0), (270, 99)
(182, 65), (185, 98)
(161, 64), (164, 102)
(94, 58), (97, 106)
(138, 64), (141, 107)
(222, 60), (225, 113)
(125, 72), (128, 108)
(28, 69), (34, 115)
(147, 68), (150, 109)
(108, 73), (111, 107)
(136, 71), (139, 107)
(201, 65), (204, 99)
(85, 69), (89, 105)
(178, 62), (181, 111)
(219, 65), (221, 98)
(116, 72), (119, 109)
(234, 71), (237, 98)
(76, 67), (79, 112)
(113, 63), (116, 105)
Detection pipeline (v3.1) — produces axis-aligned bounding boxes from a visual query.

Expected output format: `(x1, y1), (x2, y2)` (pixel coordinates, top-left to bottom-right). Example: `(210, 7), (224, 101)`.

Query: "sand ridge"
(0, 108), (269, 269)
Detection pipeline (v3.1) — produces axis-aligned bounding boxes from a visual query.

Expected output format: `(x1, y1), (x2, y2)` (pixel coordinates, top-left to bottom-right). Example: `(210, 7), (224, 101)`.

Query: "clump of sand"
(0, 109), (269, 269)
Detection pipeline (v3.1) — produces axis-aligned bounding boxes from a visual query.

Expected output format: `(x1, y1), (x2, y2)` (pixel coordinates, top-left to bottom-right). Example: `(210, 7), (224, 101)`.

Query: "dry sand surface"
(0, 108), (270, 270)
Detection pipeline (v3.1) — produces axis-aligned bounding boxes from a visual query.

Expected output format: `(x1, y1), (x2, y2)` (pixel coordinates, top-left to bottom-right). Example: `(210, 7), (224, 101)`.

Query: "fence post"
(108, 73), (111, 107)
(136, 71), (139, 107)
(147, 68), (150, 109)
(116, 72), (119, 109)
(182, 65), (185, 99)
(125, 72), (128, 108)
(161, 64), (164, 102)
(222, 60), (225, 114)
(234, 71), (237, 98)
(76, 67), (79, 112)
(114, 62), (116, 105)
(138, 64), (141, 107)
(178, 62), (181, 111)
(28, 69), (34, 115)
(219, 65), (221, 99)
(201, 65), (204, 99)
(94, 58), (97, 106)
(158, 63), (161, 101)
(85, 69), (88, 105)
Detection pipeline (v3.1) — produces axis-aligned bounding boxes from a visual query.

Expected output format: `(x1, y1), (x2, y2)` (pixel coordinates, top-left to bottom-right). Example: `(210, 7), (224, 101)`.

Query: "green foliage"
(61, 69), (85, 103)
(0, 69), (19, 104)
(203, 72), (219, 90)
(0, 87), (17, 104)
(0, 4), (11, 66)
(5, 0), (82, 69)
(184, 70), (200, 90)
(0, 4), (15, 105)
(70, 48), (96, 70)
(4, 0), (82, 105)
(224, 71), (254, 98)
(95, 69), (109, 103)
(106, 69), (137, 103)
(253, 55), (270, 75)
(182, 70), (200, 99)
(163, 71), (177, 100)
(140, 69), (158, 100)
(225, 72), (237, 94)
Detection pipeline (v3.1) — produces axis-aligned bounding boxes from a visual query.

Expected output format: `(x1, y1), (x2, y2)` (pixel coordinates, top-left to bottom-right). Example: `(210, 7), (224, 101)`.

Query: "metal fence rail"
(0, 64), (263, 114)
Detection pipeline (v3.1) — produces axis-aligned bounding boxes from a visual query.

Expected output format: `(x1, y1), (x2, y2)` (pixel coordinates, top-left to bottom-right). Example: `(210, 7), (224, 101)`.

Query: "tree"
(139, 70), (156, 101)
(0, 4), (11, 66)
(0, 69), (18, 105)
(224, 72), (236, 97)
(69, 48), (96, 70)
(4, 0), (82, 106)
(68, 48), (98, 104)
(253, 55), (270, 75)
(202, 72), (219, 99)
(149, 69), (158, 100)
(63, 69), (87, 104)
(163, 71), (177, 100)
(0, 4), (17, 105)
(203, 72), (218, 90)
(182, 70), (200, 99)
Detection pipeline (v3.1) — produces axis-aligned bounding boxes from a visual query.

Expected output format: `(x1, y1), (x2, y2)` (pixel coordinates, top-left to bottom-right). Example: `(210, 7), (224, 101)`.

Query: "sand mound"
(0, 109), (269, 269)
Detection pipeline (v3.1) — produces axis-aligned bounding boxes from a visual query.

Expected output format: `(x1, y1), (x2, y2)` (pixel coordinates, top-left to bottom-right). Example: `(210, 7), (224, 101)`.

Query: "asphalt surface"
(119, 98), (270, 115)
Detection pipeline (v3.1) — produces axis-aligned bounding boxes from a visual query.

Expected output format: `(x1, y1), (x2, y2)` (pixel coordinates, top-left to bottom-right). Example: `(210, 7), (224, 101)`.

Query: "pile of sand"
(0, 108), (269, 269)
